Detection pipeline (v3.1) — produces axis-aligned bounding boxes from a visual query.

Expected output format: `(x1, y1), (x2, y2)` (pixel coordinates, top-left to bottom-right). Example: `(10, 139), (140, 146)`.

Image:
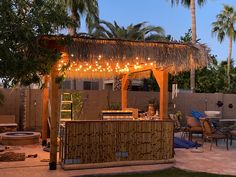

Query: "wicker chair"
(200, 118), (229, 150)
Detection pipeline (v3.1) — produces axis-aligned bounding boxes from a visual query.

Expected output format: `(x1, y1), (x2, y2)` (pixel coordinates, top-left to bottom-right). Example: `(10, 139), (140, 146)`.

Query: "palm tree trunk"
(69, 9), (77, 36)
(69, 8), (77, 89)
(190, 0), (196, 93)
(228, 35), (232, 86)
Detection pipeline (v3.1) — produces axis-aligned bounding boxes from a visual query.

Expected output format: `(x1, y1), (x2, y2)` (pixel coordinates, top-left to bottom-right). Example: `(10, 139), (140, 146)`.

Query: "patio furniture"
(0, 115), (17, 133)
(200, 118), (229, 150)
(169, 114), (189, 139)
(219, 119), (236, 145)
(186, 116), (203, 141)
(230, 130), (236, 145)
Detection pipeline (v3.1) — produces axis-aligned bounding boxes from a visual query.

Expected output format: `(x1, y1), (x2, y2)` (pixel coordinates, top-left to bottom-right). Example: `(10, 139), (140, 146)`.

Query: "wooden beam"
(121, 74), (129, 110)
(152, 68), (169, 120)
(49, 65), (59, 170)
(41, 75), (49, 146)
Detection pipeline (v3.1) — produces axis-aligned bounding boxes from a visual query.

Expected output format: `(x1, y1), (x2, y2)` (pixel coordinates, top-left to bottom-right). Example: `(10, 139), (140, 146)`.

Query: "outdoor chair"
(200, 118), (229, 150)
(169, 114), (188, 139)
(186, 116), (203, 141)
(230, 130), (236, 146)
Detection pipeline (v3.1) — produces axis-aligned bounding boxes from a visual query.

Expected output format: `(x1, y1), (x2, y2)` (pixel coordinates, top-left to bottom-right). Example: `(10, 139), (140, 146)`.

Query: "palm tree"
(64, 0), (99, 35)
(212, 5), (236, 86)
(169, 0), (207, 92)
(90, 20), (165, 41)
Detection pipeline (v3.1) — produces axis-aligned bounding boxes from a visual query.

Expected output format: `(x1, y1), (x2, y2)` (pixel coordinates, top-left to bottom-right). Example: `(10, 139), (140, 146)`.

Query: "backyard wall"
(0, 88), (236, 131)
(0, 88), (43, 131)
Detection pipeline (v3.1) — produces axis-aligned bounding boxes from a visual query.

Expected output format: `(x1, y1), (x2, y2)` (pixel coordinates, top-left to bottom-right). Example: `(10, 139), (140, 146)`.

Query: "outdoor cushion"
(191, 111), (205, 123)
(174, 137), (201, 148)
(189, 126), (202, 132)
(186, 116), (201, 127)
(230, 130), (236, 136)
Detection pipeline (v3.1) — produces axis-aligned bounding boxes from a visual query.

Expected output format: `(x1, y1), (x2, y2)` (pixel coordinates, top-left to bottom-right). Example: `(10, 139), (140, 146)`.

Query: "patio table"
(219, 119), (236, 122)
(219, 119), (236, 127)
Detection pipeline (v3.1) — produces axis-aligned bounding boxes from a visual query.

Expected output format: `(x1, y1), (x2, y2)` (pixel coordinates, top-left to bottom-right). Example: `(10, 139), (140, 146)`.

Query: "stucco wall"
(0, 89), (236, 131)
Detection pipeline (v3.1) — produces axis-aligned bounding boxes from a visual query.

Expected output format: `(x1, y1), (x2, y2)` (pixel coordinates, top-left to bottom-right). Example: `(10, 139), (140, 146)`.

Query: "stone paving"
(0, 140), (235, 177)
(175, 140), (236, 176)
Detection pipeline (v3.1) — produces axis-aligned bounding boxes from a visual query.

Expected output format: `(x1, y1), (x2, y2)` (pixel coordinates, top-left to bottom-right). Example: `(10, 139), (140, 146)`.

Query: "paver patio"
(0, 140), (235, 177)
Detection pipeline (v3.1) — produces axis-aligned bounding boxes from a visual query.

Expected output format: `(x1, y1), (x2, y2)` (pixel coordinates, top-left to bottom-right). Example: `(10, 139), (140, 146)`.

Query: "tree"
(64, 0), (99, 35)
(212, 5), (236, 86)
(169, 0), (207, 92)
(90, 20), (165, 40)
(0, 0), (73, 87)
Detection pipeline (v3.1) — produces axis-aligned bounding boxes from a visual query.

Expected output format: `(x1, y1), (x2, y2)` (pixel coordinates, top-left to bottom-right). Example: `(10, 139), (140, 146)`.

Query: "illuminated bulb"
(58, 64), (62, 67)
(89, 65), (92, 69)
(71, 54), (74, 57)
(145, 63), (147, 66)
(79, 65), (82, 68)
(136, 62), (139, 65)
(136, 57), (138, 60)
(98, 55), (101, 58)
(150, 62), (153, 66)
(148, 57), (150, 61)
(127, 62), (130, 65)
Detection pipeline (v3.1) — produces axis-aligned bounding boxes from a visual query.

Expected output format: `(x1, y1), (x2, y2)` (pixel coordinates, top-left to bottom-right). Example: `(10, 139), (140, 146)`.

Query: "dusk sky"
(79, 0), (236, 63)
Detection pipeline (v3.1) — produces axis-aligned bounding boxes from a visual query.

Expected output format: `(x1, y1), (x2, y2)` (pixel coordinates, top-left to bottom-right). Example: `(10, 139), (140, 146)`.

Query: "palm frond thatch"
(40, 35), (210, 78)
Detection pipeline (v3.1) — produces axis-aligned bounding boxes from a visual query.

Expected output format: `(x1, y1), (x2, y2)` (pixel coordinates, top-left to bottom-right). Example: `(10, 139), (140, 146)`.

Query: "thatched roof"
(40, 35), (210, 79)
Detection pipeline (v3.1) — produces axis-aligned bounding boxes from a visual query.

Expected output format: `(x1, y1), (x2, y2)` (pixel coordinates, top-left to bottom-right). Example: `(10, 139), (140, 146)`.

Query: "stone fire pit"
(0, 131), (40, 145)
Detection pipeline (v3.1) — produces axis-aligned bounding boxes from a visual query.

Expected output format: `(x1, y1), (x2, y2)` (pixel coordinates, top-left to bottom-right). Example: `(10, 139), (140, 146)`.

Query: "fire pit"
(0, 131), (40, 145)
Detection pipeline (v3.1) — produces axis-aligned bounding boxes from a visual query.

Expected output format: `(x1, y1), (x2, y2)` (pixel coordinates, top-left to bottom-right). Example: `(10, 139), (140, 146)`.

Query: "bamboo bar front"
(60, 120), (174, 169)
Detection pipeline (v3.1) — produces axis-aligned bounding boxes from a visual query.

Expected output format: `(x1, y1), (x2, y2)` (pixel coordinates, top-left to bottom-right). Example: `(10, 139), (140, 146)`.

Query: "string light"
(56, 55), (156, 78)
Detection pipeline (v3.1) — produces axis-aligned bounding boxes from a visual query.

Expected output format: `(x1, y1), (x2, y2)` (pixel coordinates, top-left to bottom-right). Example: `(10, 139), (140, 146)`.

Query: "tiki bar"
(39, 35), (209, 170)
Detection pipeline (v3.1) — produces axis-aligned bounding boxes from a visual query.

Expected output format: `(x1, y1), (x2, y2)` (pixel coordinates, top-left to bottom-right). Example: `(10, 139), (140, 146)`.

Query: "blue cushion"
(191, 111), (205, 123)
(174, 137), (201, 148)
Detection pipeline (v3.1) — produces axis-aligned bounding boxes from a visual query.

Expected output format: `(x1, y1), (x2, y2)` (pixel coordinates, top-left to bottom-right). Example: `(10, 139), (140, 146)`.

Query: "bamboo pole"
(41, 75), (49, 146)
(49, 65), (59, 170)
(152, 68), (168, 119)
(121, 74), (129, 110)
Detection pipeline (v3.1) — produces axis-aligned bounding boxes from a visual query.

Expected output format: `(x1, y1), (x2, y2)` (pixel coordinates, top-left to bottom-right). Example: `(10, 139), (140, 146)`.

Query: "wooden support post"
(49, 65), (59, 170)
(121, 74), (129, 110)
(152, 68), (169, 120)
(41, 75), (49, 146)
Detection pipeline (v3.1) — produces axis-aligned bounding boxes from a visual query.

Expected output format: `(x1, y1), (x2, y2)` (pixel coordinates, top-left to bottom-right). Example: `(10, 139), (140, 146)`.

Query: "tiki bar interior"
(39, 35), (210, 170)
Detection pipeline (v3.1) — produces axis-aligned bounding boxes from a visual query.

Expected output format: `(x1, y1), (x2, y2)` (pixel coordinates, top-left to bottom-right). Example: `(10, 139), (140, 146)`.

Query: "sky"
(79, 0), (236, 63)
